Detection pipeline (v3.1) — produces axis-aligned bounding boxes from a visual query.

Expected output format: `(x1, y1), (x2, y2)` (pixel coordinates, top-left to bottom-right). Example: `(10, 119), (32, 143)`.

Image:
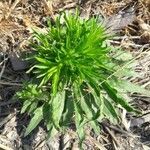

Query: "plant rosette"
(17, 11), (148, 146)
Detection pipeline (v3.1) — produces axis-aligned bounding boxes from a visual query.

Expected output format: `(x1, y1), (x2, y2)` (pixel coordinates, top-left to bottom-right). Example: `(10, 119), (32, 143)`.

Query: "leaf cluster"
(16, 11), (147, 145)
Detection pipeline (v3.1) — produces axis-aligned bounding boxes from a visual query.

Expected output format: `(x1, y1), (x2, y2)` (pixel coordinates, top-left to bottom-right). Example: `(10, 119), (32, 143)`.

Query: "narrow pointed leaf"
(118, 80), (150, 96)
(24, 106), (43, 136)
(103, 97), (119, 121)
(102, 82), (135, 112)
(80, 91), (100, 134)
(21, 100), (31, 114)
(74, 100), (85, 143)
(51, 90), (66, 128)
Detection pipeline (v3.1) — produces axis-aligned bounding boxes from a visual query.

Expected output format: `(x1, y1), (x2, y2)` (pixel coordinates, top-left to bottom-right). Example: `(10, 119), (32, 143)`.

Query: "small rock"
(9, 52), (29, 71)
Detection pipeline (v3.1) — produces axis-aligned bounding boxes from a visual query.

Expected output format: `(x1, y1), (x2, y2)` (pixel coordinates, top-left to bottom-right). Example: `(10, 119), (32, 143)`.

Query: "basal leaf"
(103, 105), (118, 125)
(24, 106), (43, 136)
(21, 100), (32, 114)
(48, 126), (59, 138)
(61, 97), (74, 126)
(80, 91), (100, 134)
(103, 97), (119, 121)
(28, 101), (38, 114)
(74, 99), (85, 144)
(102, 82), (136, 112)
(43, 103), (53, 131)
(91, 90), (104, 120)
(118, 80), (150, 96)
(51, 90), (66, 128)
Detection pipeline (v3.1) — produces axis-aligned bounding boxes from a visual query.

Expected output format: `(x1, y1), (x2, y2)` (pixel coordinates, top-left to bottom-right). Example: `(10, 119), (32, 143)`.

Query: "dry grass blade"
(121, 109), (130, 131)
(23, 15), (47, 33)
(0, 81), (22, 86)
(42, 0), (55, 18)
(0, 143), (14, 150)
(59, 2), (77, 11)
(0, 20), (24, 51)
(104, 127), (120, 148)
(0, 20), (23, 34)
(102, 122), (136, 138)
(112, 140), (119, 150)
(0, 55), (7, 79)
(137, 18), (150, 43)
(87, 135), (107, 150)
(142, 144), (150, 150)
(5, 0), (22, 19)
(0, 113), (16, 128)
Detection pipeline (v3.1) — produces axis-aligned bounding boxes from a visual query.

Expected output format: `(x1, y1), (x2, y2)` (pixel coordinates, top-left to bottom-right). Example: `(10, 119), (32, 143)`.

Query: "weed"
(16, 11), (145, 146)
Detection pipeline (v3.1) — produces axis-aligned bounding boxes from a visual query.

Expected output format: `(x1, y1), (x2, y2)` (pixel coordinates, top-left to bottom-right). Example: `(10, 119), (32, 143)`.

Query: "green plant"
(17, 11), (147, 146)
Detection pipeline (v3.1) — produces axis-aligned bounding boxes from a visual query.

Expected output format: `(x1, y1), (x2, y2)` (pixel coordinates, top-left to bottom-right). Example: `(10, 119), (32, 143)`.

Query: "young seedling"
(17, 11), (146, 147)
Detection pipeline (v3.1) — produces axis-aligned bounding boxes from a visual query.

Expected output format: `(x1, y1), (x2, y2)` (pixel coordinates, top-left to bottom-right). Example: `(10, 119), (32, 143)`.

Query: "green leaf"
(80, 91), (100, 134)
(115, 68), (140, 78)
(103, 105), (118, 125)
(35, 57), (53, 65)
(91, 90), (104, 120)
(24, 106), (43, 136)
(48, 126), (58, 138)
(103, 97), (119, 122)
(34, 65), (50, 69)
(74, 100), (85, 144)
(43, 103), (52, 130)
(39, 66), (57, 86)
(52, 64), (62, 96)
(52, 72), (60, 96)
(61, 97), (74, 126)
(102, 82), (136, 112)
(26, 65), (37, 73)
(51, 90), (66, 129)
(114, 50), (133, 61)
(118, 80), (150, 96)
(28, 101), (38, 114)
(21, 100), (31, 114)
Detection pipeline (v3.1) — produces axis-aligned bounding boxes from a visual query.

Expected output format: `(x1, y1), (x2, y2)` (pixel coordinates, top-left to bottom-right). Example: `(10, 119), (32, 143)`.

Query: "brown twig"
(104, 126), (120, 148)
